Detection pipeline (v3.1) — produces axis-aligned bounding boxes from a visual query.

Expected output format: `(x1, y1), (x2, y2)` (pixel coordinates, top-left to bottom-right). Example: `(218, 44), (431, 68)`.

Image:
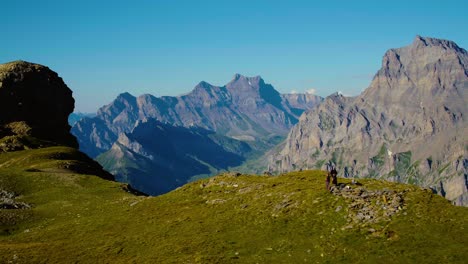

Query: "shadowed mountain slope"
(97, 119), (251, 195)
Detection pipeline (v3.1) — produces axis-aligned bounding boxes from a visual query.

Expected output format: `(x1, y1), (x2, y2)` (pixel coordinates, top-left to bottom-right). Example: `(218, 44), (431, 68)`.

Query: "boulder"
(0, 61), (77, 149)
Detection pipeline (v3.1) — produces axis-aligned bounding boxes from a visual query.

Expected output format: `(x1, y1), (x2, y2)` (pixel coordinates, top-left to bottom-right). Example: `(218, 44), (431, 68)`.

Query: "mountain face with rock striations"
(96, 119), (251, 195)
(269, 36), (468, 206)
(72, 74), (322, 158)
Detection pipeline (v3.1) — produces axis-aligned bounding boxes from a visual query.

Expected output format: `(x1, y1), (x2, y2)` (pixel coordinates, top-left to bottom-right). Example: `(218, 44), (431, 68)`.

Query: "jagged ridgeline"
(269, 36), (468, 206)
(72, 74), (322, 194)
(0, 58), (467, 263)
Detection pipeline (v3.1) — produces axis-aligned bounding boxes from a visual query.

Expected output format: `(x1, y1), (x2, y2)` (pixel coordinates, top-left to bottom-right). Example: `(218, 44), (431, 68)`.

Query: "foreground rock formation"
(0, 60), (113, 181)
(269, 36), (468, 206)
(0, 61), (77, 150)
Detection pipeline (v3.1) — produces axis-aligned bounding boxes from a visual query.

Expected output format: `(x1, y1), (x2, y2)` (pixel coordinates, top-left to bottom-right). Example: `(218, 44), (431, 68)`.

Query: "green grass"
(394, 151), (412, 175)
(369, 144), (387, 176)
(315, 159), (326, 169)
(0, 147), (467, 263)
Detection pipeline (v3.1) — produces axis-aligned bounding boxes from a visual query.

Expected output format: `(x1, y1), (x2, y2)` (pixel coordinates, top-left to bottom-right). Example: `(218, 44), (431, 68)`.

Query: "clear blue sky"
(2, 0), (467, 112)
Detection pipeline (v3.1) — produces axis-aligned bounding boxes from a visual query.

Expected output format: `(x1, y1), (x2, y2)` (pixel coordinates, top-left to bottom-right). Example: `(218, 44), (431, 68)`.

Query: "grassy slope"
(0, 147), (467, 263)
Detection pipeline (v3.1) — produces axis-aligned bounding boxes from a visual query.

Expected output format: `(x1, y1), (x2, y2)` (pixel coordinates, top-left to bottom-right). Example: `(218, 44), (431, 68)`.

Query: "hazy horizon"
(2, 0), (467, 112)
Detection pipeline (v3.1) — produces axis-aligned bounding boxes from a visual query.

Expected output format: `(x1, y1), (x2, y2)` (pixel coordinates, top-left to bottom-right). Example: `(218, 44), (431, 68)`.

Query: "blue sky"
(2, 0), (467, 112)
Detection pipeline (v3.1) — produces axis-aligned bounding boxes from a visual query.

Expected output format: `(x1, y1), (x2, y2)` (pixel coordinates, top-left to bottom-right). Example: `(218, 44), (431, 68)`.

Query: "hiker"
(331, 168), (338, 186)
(325, 173), (331, 191)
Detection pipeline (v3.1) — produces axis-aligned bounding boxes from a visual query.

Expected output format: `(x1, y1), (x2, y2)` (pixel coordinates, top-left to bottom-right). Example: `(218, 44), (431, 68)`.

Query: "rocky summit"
(0, 61), (77, 150)
(269, 36), (468, 206)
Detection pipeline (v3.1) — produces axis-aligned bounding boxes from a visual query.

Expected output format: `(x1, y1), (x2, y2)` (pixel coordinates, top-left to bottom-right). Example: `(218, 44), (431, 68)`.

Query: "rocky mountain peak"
(97, 92), (138, 118)
(224, 73), (286, 113)
(192, 81), (218, 94)
(412, 35), (465, 51)
(196, 81), (213, 89)
(228, 74), (264, 88)
(232, 73), (242, 81)
(362, 35), (468, 108)
(269, 36), (468, 206)
(0, 60), (77, 150)
(116, 92), (136, 102)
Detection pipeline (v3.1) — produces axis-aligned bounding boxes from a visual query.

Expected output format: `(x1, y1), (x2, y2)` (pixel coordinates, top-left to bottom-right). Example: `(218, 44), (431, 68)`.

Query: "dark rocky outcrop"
(0, 60), (114, 182)
(0, 61), (77, 150)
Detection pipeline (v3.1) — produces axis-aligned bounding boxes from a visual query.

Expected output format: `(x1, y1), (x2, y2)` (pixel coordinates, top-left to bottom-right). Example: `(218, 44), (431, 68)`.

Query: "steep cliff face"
(72, 74), (322, 158)
(269, 36), (468, 205)
(0, 61), (78, 150)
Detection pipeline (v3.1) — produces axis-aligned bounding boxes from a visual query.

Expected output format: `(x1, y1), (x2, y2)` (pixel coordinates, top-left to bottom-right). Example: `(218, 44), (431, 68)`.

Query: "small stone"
(335, 206), (342, 212)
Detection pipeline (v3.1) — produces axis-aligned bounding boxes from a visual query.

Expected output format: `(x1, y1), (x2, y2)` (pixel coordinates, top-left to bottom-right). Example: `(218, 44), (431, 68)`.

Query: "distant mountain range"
(72, 75), (322, 194)
(269, 36), (468, 205)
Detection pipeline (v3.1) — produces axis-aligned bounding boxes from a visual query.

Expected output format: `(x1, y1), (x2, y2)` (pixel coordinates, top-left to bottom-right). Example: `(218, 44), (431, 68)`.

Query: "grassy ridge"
(0, 147), (467, 263)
